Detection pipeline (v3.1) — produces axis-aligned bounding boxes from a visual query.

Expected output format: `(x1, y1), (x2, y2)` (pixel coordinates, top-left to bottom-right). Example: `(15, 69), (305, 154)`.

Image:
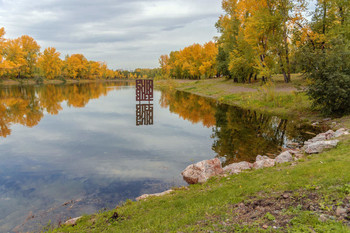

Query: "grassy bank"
(156, 75), (319, 120)
(51, 134), (350, 232)
(49, 76), (350, 232)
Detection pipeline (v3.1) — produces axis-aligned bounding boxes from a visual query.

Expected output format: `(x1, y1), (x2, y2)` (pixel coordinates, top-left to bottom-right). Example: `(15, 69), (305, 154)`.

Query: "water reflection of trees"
(160, 91), (216, 127)
(213, 105), (290, 164)
(0, 82), (130, 137)
(160, 90), (321, 164)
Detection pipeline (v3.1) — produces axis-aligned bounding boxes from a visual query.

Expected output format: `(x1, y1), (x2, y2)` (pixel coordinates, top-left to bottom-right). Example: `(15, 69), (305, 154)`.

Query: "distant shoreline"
(0, 78), (136, 86)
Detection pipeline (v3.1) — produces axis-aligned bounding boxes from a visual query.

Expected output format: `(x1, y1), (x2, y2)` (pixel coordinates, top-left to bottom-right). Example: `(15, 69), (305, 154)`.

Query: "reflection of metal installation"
(136, 80), (154, 126)
(136, 104), (153, 126)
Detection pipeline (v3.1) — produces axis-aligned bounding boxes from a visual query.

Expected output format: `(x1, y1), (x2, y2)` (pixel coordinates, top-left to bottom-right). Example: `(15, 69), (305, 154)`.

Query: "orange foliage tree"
(159, 41), (218, 79)
(38, 47), (62, 80)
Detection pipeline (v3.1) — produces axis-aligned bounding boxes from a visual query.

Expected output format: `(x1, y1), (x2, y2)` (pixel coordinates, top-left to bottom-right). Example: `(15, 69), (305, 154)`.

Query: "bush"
(300, 37), (350, 116)
(34, 76), (44, 84)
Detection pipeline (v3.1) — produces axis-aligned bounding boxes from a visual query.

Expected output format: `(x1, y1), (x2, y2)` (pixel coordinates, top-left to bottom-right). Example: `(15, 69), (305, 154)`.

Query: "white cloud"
(0, 0), (223, 69)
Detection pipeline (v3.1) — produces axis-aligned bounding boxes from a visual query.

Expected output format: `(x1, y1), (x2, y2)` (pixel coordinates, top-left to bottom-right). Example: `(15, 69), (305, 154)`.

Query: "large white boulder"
(181, 158), (223, 184)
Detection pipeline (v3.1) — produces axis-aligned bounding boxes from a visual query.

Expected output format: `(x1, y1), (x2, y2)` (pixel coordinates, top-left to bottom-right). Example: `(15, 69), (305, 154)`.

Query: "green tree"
(298, 0), (350, 115)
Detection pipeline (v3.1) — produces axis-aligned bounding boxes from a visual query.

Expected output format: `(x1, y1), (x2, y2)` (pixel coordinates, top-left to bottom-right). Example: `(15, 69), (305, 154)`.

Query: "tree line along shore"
(0, 27), (161, 81)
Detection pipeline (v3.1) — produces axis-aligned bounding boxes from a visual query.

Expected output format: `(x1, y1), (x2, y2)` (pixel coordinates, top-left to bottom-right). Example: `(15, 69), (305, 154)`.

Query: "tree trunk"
(283, 24), (291, 83)
(339, 6), (344, 25)
(322, 1), (327, 34)
(278, 51), (290, 83)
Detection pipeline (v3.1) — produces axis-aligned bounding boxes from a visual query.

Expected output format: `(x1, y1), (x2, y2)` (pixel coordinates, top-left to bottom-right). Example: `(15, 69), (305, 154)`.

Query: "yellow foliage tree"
(64, 54), (88, 79)
(38, 47), (62, 80)
(18, 35), (40, 77)
(159, 42), (218, 79)
(4, 38), (26, 77)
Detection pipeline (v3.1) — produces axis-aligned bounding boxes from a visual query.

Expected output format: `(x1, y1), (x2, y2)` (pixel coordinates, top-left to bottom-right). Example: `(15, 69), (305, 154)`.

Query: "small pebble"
(336, 207), (347, 216)
(319, 214), (327, 222)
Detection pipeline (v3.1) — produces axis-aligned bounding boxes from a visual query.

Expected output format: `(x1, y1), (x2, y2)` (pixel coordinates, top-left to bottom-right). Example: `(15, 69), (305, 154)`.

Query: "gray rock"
(64, 216), (82, 226)
(181, 158), (223, 184)
(336, 207), (347, 216)
(286, 142), (300, 148)
(253, 156), (275, 169)
(294, 153), (304, 160)
(304, 140), (339, 154)
(287, 148), (301, 155)
(304, 130), (335, 145)
(319, 214), (328, 222)
(223, 161), (253, 174)
(256, 155), (270, 161)
(136, 189), (173, 201)
(275, 151), (293, 164)
(334, 128), (350, 138)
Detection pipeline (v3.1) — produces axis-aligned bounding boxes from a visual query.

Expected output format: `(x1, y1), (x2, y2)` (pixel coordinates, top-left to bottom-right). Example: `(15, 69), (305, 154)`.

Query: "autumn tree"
(159, 54), (170, 77)
(4, 38), (26, 77)
(159, 42), (218, 79)
(64, 54), (88, 79)
(86, 61), (101, 79)
(200, 41), (218, 78)
(0, 27), (12, 77)
(19, 35), (40, 77)
(38, 47), (62, 80)
(216, 0), (306, 83)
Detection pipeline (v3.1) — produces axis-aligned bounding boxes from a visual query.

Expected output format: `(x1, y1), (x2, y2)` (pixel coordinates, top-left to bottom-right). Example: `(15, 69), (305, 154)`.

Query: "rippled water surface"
(0, 82), (321, 232)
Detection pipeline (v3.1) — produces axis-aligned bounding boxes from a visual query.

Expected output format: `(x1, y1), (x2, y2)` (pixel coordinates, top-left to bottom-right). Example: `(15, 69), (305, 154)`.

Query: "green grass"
(51, 137), (350, 232)
(219, 90), (312, 117)
(50, 76), (350, 232)
(155, 74), (320, 120)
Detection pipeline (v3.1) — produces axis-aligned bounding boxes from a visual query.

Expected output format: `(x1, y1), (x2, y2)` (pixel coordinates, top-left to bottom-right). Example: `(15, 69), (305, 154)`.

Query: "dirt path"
(216, 83), (257, 94)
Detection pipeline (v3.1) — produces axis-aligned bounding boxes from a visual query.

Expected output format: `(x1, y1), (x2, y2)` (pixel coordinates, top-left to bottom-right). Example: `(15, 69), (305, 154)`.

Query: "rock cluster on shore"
(134, 128), (348, 200)
(181, 128), (349, 185)
(63, 128), (349, 223)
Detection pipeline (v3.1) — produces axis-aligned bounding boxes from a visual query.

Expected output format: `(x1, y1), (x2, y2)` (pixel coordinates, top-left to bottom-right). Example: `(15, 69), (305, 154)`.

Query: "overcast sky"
(0, 0), (223, 70)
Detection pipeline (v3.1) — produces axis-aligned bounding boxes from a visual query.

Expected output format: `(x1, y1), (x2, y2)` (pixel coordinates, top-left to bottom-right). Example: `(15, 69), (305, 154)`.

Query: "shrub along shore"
(50, 77), (350, 232)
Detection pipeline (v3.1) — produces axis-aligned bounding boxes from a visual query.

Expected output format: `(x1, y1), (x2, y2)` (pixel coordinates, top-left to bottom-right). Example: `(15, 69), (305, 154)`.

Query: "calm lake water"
(0, 82), (322, 232)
